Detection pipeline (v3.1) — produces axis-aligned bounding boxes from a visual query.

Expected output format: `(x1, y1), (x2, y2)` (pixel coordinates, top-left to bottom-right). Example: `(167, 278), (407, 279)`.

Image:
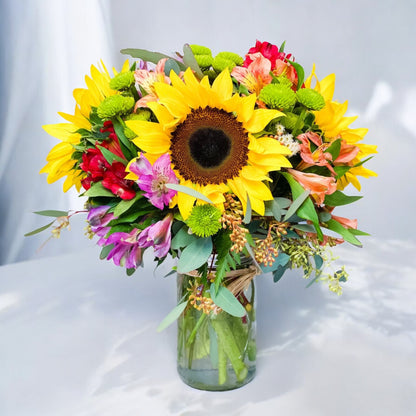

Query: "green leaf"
(113, 117), (136, 159)
(24, 221), (55, 237)
(165, 183), (213, 204)
(334, 165), (351, 178)
(273, 264), (289, 282)
(164, 58), (181, 76)
(171, 226), (197, 250)
(326, 139), (341, 160)
(83, 182), (115, 197)
(319, 212), (332, 222)
(243, 193), (252, 224)
(325, 219), (362, 247)
(288, 61), (305, 91)
(113, 194), (142, 217)
(292, 223), (316, 233)
(264, 198), (282, 221)
(283, 189), (311, 221)
(126, 268), (136, 276)
(157, 300), (188, 332)
(279, 41), (286, 53)
(97, 145), (127, 166)
(349, 228), (370, 236)
(33, 210), (68, 217)
(314, 254), (324, 269)
(177, 237), (213, 273)
(182, 44), (204, 79)
(210, 284), (246, 317)
(281, 172), (323, 241)
(100, 244), (114, 259)
(120, 48), (186, 70)
(324, 191), (362, 207)
(260, 252), (290, 273)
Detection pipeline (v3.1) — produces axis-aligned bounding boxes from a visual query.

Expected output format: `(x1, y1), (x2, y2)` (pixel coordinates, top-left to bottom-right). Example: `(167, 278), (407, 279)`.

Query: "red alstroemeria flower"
(244, 40), (290, 70)
(80, 122), (136, 200)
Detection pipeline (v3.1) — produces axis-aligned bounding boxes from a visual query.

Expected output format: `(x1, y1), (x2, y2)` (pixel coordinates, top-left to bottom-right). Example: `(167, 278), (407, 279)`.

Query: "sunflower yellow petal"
(212, 68), (233, 101)
(245, 108), (284, 133)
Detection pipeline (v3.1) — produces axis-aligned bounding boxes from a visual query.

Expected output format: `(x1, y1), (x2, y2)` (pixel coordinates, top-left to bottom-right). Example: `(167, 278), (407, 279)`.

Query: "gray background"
(1, 0), (415, 264)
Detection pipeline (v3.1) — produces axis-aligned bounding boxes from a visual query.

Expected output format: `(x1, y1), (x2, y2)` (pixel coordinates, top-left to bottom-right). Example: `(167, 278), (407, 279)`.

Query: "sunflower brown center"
(170, 107), (249, 185)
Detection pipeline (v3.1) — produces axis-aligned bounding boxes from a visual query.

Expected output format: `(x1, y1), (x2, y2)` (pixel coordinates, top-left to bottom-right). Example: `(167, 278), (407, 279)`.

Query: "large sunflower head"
(41, 61), (130, 192)
(126, 67), (292, 219)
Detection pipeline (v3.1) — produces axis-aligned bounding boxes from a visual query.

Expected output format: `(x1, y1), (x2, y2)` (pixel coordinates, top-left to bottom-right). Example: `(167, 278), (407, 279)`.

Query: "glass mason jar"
(177, 261), (257, 391)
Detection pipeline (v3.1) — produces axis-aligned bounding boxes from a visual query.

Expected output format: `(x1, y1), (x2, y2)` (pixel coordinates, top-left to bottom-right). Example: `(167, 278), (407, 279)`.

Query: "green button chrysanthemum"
(109, 71), (135, 91)
(124, 110), (152, 138)
(280, 112), (299, 131)
(186, 204), (222, 237)
(259, 84), (297, 110)
(212, 52), (243, 72)
(97, 95), (135, 120)
(296, 88), (326, 110)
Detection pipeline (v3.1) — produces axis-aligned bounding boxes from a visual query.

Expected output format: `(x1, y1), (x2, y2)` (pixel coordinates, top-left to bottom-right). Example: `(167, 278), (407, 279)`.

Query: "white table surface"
(1, 237), (415, 416)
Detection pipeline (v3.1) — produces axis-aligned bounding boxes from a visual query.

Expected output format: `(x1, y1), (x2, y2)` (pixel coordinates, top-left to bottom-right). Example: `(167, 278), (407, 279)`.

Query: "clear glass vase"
(177, 265), (256, 391)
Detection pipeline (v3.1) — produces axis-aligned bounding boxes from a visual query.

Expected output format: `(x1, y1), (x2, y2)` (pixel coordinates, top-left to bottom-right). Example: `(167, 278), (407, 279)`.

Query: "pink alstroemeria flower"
(87, 205), (115, 246)
(287, 168), (337, 205)
(231, 52), (273, 95)
(106, 228), (143, 269)
(129, 153), (178, 210)
(138, 214), (173, 258)
(298, 132), (360, 176)
(134, 58), (170, 109)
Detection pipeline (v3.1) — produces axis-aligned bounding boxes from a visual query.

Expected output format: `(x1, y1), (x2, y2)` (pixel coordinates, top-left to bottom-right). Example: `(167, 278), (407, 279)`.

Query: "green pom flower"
(275, 75), (293, 88)
(280, 112), (299, 131)
(212, 52), (243, 72)
(97, 95), (135, 120)
(259, 84), (297, 110)
(109, 71), (135, 91)
(124, 109), (151, 138)
(190, 44), (212, 56)
(126, 109), (151, 121)
(186, 205), (222, 237)
(296, 88), (326, 110)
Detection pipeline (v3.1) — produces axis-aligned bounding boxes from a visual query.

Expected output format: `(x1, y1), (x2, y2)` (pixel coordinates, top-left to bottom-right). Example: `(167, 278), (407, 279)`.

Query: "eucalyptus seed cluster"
(221, 194), (249, 253)
(51, 216), (71, 239)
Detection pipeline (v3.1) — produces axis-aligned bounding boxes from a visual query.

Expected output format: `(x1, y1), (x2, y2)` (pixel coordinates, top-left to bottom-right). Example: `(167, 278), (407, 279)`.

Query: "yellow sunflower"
(41, 60), (130, 191)
(305, 64), (377, 191)
(126, 68), (291, 219)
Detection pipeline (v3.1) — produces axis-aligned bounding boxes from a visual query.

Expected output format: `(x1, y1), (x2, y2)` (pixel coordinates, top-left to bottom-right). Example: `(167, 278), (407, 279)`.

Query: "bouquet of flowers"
(28, 40), (377, 390)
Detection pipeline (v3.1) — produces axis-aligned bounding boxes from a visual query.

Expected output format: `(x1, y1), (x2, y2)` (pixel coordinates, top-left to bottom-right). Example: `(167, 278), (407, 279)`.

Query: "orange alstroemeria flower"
(287, 168), (337, 205)
(231, 52), (272, 95)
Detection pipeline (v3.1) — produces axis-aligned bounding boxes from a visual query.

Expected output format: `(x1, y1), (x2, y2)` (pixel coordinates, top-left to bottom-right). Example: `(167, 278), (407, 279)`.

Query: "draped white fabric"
(0, 0), (113, 264)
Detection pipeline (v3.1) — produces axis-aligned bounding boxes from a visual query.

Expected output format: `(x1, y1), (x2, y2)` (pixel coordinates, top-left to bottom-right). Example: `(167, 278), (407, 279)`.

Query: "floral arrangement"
(28, 40), (377, 389)
(31, 40), (376, 291)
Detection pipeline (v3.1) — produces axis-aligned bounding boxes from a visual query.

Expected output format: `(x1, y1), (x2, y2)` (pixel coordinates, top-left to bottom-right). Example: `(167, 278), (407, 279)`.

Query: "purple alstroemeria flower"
(138, 214), (173, 258)
(106, 229), (143, 269)
(129, 153), (178, 210)
(87, 205), (115, 246)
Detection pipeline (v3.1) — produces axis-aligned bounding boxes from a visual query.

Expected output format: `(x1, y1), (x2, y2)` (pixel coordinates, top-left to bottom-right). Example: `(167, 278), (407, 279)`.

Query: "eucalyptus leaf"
(314, 254), (324, 269)
(164, 58), (181, 76)
(210, 284), (246, 317)
(100, 244), (114, 260)
(292, 223), (317, 233)
(260, 252), (290, 273)
(319, 212), (332, 222)
(33, 210), (68, 218)
(243, 193), (252, 224)
(281, 173), (323, 241)
(166, 183), (213, 204)
(182, 44), (204, 79)
(171, 226), (197, 250)
(24, 221), (55, 237)
(273, 264), (289, 282)
(284, 189), (310, 221)
(120, 48), (186, 70)
(157, 301), (188, 332)
(177, 237), (213, 273)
